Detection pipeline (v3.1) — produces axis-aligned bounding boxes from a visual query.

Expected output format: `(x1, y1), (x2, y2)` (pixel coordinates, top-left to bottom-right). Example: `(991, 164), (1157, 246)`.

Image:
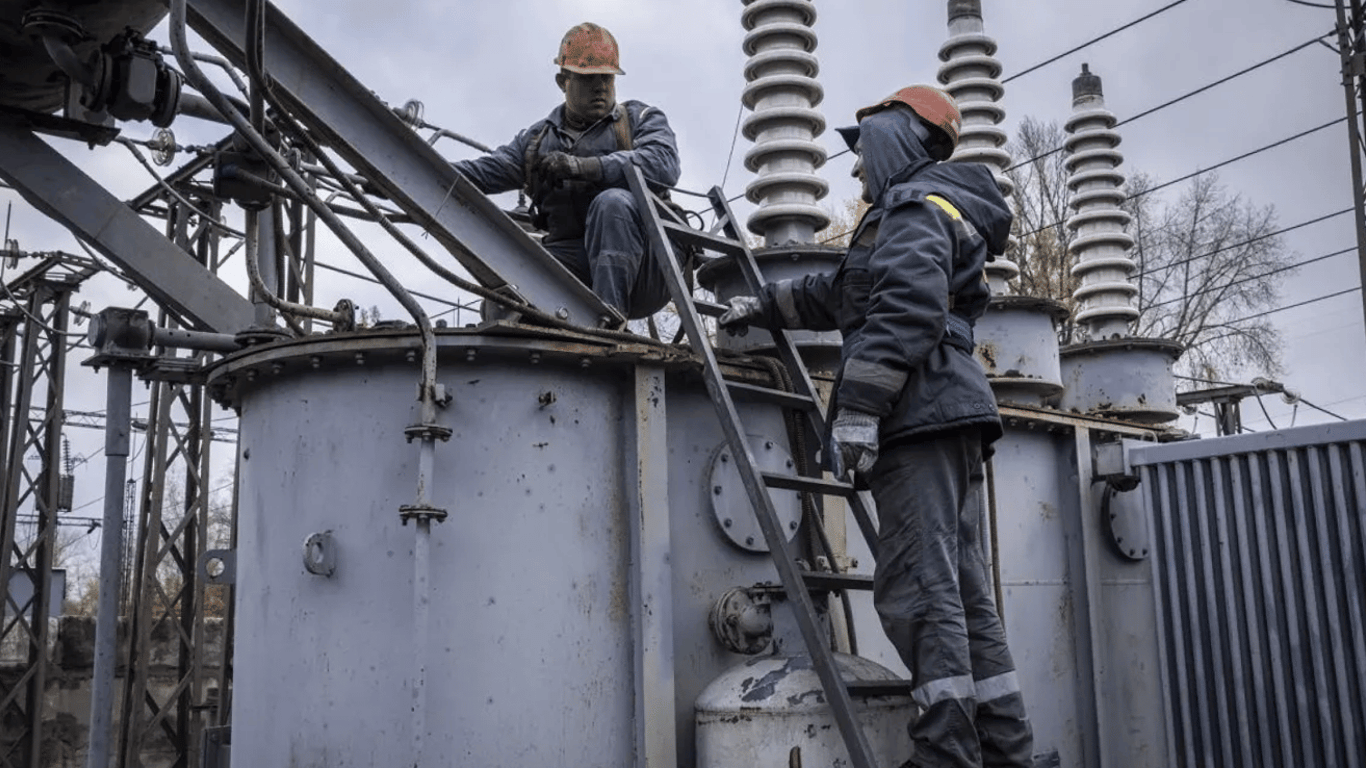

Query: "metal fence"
(1127, 420), (1366, 768)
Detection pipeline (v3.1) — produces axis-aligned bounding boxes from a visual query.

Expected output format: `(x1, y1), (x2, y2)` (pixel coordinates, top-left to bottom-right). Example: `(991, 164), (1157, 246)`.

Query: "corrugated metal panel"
(1128, 422), (1366, 768)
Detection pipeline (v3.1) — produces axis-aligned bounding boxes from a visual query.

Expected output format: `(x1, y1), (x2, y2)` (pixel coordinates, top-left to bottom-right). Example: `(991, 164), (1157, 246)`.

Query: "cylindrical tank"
(0, 0), (167, 113)
(207, 327), (828, 767)
(696, 654), (913, 767)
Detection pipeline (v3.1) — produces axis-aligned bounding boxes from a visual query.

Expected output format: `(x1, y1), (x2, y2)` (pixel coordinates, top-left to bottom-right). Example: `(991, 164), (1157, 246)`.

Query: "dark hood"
(851, 108), (1012, 255)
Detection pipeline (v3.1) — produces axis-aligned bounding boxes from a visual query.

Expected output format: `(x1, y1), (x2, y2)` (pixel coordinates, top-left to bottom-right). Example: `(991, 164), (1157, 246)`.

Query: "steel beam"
(0, 280), (74, 768)
(0, 122), (255, 334)
(184, 0), (618, 328)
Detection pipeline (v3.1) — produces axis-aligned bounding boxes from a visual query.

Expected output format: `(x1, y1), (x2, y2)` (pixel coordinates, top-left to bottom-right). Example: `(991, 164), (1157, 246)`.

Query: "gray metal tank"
(207, 326), (825, 766)
(696, 654), (912, 767)
(0, 0), (167, 112)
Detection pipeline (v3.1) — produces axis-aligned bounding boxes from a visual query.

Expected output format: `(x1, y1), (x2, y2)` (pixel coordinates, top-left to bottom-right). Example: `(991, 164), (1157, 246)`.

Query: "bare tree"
(1004, 116), (1293, 379)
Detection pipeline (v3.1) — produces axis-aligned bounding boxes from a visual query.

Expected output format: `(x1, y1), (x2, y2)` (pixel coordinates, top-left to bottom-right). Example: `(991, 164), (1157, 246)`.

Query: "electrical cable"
(719, 103), (745, 195)
(1135, 207), (1352, 278)
(1284, 0), (1336, 8)
(1252, 389), (1279, 429)
(1144, 246), (1353, 310)
(312, 260), (475, 312)
(1221, 284), (1361, 323)
(1007, 31), (1334, 172)
(115, 138), (245, 237)
(1003, 0), (1194, 83)
(1014, 116), (1346, 241)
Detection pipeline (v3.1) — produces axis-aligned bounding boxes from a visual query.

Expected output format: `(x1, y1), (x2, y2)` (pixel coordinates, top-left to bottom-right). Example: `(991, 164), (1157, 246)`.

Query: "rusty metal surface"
(1059, 338), (1184, 424)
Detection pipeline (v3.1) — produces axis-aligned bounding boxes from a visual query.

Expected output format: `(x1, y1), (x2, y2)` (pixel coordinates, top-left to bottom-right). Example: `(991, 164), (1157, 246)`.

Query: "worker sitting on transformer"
(451, 22), (682, 320)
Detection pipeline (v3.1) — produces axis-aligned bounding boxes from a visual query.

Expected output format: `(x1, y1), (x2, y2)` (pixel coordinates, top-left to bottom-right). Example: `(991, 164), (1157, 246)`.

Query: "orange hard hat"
(855, 85), (962, 152)
(554, 23), (625, 76)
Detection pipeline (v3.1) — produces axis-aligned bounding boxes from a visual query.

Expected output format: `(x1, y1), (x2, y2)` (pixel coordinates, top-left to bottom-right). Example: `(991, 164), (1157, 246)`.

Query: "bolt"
(726, 614), (739, 627)
(720, 453), (729, 464)
(466, 349), (476, 362)
(580, 357), (591, 368)
(786, 459), (794, 469)
(406, 350), (416, 363)
(765, 440), (774, 450)
(715, 486), (723, 496)
(723, 518), (732, 527)
(270, 362), (283, 375)
(310, 355), (321, 369)
(556, 307), (570, 320)
(355, 352), (366, 365)
(789, 520), (798, 531)
(745, 536), (755, 546)
(1116, 536), (1124, 544)
(245, 369), (258, 382)
(530, 351), (541, 365)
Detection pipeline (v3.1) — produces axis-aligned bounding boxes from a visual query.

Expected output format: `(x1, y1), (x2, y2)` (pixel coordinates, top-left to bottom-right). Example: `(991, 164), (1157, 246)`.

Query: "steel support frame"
(1337, 0), (1366, 334)
(0, 277), (76, 768)
(0, 122), (255, 334)
(116, 201), (226, 768)
(184, 0), (618, 328)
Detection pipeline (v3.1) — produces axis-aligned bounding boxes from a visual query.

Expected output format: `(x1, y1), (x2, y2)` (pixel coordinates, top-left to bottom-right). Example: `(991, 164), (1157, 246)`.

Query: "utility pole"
(1336, 0), (1366, 337)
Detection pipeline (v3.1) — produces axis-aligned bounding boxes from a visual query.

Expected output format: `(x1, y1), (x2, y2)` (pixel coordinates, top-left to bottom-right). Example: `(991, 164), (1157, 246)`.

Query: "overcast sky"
(3, 0), (1364, 576)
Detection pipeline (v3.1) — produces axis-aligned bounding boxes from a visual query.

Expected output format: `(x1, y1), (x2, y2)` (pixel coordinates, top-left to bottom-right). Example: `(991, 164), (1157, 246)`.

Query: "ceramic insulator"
(740, 0), (830, 245)
(937, 0), (1018, 291)
(1064, 64), (1139, 340)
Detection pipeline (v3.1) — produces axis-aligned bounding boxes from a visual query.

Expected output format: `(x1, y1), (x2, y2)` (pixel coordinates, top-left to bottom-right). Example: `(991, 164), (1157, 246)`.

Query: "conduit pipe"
(170, 4), (449, 765)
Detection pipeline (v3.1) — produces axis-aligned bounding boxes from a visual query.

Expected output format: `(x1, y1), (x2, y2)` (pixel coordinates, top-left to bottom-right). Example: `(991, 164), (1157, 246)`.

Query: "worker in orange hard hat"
(720, 83), (1035, 768)
(452, 22), (682, 321)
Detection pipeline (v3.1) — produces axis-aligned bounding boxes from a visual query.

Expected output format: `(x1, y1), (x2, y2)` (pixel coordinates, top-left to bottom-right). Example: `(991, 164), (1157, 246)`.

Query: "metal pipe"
(175, 92), (230, 124)
(84, 364), (132, 768)
(41, 34), (96, 90)
(170, 0), (432, 381)
(179, 6), (447, 765)
(150, 326), (241, 353)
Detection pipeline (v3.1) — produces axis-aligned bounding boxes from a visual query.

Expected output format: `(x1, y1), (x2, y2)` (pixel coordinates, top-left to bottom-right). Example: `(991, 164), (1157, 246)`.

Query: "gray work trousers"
(868, 431), (1034, 768)
(544, 188), (671, 319)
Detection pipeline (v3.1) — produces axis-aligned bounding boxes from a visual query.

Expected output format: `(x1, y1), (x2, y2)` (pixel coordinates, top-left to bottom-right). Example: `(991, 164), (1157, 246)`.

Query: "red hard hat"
(554, 23), (625, 76)
(855, 85), (962, 152)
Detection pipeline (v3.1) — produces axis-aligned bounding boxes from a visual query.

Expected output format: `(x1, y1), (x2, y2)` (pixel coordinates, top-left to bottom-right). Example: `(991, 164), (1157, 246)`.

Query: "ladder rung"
(726, 380), (820, 410)
(846, 679), (914, 698)
(693, 298), (727, 317)
(799, 570), (874, 591)
(663, 220), (746, 255)
(761, 471), (856, 497)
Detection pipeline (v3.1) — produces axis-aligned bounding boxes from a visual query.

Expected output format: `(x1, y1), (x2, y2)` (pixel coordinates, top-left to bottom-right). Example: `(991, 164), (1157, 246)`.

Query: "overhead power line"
(1015, 115), (1347, 241)
(1135, 207), (1353, 278)
(1004, 0), (1194, 84)
(1146, 246), (1354, 310)
(1225, 284), (1361, 323)
(1007, 31), (1334, 172)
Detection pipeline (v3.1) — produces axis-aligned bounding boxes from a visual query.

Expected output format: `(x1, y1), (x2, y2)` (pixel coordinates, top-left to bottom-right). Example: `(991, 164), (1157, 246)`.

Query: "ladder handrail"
(626, 166), (881, 768)
(702, 188), (882, 554)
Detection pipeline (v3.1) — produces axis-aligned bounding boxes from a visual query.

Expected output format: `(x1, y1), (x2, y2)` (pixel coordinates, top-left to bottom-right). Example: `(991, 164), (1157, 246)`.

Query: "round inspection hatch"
(707, 435), (802, 553)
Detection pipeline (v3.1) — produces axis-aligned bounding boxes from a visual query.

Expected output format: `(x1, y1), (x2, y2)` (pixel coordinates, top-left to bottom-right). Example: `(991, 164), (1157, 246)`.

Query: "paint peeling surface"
(697, 654), (913, 767)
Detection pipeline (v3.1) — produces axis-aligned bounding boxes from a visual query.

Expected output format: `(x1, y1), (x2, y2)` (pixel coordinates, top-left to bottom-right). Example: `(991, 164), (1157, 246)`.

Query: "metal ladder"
(626, 166), (892, 768)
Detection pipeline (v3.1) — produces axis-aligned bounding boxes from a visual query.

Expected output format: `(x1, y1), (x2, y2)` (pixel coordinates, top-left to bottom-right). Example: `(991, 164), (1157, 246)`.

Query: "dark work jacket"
(452, 100), (680, 243)
(753, 108), (1010, 448)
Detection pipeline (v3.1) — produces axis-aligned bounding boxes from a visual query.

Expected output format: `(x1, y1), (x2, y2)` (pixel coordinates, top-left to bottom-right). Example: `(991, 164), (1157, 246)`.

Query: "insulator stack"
(740, 0), (830, 246)
(1063, 64), (1138, 341)
(937, 0), (1018, 292)
(1058, 64), (1182, 423)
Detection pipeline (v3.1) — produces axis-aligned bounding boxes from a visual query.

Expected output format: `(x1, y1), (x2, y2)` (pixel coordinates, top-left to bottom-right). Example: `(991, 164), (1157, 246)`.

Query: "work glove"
(718, 295), (762, 333)
(537, 151), (603, 183)
(830, 408), (879, 477)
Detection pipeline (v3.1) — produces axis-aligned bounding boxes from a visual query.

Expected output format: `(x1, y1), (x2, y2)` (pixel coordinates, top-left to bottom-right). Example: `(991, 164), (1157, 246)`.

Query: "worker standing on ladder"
(719, 85), (1034, 768)
(451, 22), (681, 319)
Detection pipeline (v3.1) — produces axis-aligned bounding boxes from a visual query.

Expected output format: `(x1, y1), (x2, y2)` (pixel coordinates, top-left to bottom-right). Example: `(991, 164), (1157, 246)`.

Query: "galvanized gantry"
(0, 252), (96, 768)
